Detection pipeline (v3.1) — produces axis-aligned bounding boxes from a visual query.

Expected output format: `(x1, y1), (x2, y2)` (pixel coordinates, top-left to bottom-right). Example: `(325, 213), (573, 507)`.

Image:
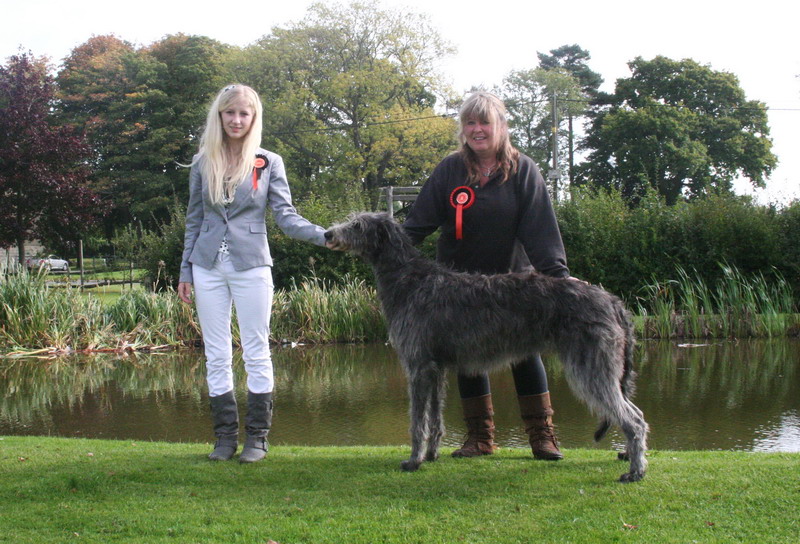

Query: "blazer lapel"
(226, 174), (256, 216)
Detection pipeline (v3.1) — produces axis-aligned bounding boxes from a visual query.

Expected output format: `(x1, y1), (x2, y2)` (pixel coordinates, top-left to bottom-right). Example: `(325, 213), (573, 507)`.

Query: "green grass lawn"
(81, 282), (144, 306)
(1, 437), (797, 543)
(39, 268), (146, 306)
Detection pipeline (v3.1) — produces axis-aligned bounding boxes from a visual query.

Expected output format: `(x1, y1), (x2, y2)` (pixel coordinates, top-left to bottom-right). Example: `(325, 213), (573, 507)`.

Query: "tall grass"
(0, 272), (200, 354)
(636, 264), (797, 338)
(271, 275), (386, 343)
(0, 271), (110, 352)
(2, 263), (794, 354)
(0, 273), (386, 355)
(105, 289), (201, 348)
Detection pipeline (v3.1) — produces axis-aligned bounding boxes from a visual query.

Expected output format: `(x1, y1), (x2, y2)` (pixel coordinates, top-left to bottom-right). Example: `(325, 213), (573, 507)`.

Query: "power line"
(267, 112), (457, 137)
(265, 97), (800, 138)
(559, 96), (800, 112)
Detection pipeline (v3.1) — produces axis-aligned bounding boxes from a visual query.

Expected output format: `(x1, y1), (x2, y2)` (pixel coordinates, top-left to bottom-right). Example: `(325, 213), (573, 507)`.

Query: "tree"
(537, 44), (603, 181)
(0, 52), (102, 263)
(499, 67), (586, 197)
(235, 1), (457, 206)
(538, 44), (603, 97)
(579, 56), (777, 204)
(57, 34), (230, 232)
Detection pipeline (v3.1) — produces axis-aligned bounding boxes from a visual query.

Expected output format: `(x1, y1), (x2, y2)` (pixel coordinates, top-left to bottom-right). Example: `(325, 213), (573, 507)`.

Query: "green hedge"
(133, 187), (799, 312)
(557, 189), (799, 304)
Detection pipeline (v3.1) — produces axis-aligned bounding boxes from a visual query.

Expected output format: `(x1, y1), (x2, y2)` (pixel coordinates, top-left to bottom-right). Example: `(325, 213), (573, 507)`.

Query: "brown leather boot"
(451, 394), (499, 458)
(518, 392), (563, 461)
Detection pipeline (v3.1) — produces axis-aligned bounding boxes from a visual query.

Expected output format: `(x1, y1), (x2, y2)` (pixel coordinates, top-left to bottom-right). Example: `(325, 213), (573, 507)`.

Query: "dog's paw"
(400, 459), (421, 472)
(425, 452), (439, 462)
(619, 471), (645, 483)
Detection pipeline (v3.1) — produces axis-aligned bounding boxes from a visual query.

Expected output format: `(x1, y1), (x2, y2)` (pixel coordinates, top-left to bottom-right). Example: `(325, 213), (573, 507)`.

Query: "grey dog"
(325, 212), (648, 482)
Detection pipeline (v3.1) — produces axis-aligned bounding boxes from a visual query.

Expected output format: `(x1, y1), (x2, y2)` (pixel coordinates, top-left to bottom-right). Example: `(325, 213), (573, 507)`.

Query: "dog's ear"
(382, 215), (409, 252)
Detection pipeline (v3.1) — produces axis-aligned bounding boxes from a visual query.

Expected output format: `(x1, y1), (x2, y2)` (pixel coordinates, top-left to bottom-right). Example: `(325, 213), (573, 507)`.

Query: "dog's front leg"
(401, 364), (437, 472)
(423, 367), (447, 462)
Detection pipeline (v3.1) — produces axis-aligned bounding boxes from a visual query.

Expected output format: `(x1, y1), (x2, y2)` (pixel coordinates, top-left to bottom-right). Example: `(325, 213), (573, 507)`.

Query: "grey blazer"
(179, 148), (327, 284)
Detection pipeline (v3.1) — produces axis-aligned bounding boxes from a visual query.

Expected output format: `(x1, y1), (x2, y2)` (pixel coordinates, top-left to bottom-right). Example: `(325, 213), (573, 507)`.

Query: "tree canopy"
(235, 1), (458, 206)
(3, 3), (784, 267)
(579, 56), (777, 204)
(0, 52), (102, 260)
(536, 44), (603, 182)
(537, 44), (603, 98)
(57, 34), (230, 231)
(500, 67), (586, 181)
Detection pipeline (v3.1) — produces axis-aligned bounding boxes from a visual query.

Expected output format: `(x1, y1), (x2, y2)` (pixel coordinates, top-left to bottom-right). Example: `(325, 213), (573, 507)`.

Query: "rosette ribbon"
(253, 154), (268, 190)
(449, 185), (476, 240)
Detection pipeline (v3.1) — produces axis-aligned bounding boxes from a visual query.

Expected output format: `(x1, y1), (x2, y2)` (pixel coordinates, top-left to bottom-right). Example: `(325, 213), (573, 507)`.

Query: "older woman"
(403, 91), (570, 460)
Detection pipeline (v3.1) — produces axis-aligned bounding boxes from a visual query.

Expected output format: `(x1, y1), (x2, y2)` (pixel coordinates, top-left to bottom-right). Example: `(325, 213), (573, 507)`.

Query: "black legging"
(457, 354), (549, 398)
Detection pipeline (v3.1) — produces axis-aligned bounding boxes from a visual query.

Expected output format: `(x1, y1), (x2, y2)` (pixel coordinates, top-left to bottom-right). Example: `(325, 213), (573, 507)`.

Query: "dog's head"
(325, 212), (409, 263)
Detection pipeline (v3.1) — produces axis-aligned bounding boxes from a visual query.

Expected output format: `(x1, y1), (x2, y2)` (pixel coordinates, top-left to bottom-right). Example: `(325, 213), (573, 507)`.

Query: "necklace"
(481, 162), (497, 177)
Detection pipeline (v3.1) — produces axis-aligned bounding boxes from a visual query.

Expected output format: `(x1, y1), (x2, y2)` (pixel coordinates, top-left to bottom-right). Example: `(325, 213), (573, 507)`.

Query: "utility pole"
(547, 91), (561, 201)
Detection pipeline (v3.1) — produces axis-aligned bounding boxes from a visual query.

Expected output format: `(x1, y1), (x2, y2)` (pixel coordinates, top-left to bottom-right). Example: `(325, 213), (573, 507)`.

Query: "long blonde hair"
(193, 84), (263, 205)
(457, 91), (519, 185)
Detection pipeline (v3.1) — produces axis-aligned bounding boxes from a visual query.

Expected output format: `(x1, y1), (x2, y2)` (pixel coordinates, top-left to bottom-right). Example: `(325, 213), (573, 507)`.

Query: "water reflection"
(1, 340), (798, 452)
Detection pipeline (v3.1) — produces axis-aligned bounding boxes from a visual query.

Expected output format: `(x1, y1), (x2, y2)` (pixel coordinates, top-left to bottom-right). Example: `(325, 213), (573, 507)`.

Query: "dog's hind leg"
(562, 343), (648, 482)
(616, 398), (649, 482)
(591, 388), (648, 481)
(401, 362), (439, 472)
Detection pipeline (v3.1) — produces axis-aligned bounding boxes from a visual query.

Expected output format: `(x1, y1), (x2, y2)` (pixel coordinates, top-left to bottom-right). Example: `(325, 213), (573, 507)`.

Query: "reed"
(0, 273), (200, 354)
(271, 275), (386, 343)
(0, 273), (385, 354)
(637, 264), (797, 338)
(0, 271), (110, 352)
(3, 265), (794, 354)
(105, 288), (201, 348)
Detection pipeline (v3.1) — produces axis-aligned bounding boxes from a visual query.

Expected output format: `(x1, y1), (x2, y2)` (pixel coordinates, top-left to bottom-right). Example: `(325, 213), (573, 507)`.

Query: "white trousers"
(193, 252), (274, 397)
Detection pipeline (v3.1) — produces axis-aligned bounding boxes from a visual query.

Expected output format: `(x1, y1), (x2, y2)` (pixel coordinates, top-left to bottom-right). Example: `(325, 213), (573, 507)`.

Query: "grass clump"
(271, 275), (386, 343)
(2, 262), (797, 355)
(637, 264), (798, 338)
(0, 273), (385, 355)
(0, 272), (110, 352)
(105, 288), (201, 348)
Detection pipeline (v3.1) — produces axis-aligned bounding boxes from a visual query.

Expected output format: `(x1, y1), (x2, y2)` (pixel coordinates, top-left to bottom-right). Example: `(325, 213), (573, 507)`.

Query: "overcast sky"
(3, 0), (798, 203)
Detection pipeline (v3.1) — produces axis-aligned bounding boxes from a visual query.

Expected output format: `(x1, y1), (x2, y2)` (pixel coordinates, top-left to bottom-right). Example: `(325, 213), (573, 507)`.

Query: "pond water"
(1, 340), (799, 453)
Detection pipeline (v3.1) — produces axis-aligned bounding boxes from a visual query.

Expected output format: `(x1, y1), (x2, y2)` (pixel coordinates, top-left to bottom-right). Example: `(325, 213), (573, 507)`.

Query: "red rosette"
(449, 186), (475, 240)
(253, 154), (268, 190)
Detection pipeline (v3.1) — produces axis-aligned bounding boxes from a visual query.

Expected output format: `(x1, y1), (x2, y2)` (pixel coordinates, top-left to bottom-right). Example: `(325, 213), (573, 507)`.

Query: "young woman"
(403, 91), (573, 461)
(178, 84), (328, 463)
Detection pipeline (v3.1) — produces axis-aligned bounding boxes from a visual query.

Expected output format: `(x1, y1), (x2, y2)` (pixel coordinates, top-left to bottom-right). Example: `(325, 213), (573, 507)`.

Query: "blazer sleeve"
(266, 154), (327, 246)
(179, 162), (204, 283)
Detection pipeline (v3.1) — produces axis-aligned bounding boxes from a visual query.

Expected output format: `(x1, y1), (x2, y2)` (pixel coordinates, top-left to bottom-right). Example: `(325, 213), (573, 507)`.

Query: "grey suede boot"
(239, 391), (273, 464)
(208, 390), (239, 461)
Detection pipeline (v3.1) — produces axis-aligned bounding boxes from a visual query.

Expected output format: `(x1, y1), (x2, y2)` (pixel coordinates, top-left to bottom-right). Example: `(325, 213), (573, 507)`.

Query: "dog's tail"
(594, 304), (637, 443)
(594, 420), (612, 442)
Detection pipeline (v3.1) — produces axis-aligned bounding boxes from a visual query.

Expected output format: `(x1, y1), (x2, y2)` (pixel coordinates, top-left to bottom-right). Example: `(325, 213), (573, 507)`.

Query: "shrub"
(557, 189), (798, 305)
(139, 202), (187, 291)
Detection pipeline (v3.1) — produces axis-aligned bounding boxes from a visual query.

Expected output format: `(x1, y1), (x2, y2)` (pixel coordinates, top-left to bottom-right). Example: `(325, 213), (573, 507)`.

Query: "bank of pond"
(0, 267), (797, 357)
